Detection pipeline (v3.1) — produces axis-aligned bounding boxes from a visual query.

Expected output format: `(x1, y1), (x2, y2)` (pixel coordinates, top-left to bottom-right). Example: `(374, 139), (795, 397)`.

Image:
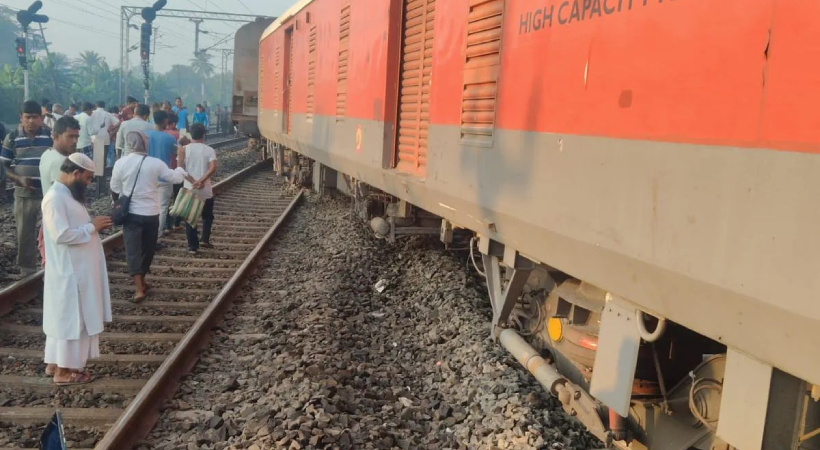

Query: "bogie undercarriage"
(268, 146), (820, 450)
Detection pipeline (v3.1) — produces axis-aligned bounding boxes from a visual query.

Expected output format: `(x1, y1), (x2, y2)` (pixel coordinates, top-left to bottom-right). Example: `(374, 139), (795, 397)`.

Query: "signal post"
(14, 1), (48, 100)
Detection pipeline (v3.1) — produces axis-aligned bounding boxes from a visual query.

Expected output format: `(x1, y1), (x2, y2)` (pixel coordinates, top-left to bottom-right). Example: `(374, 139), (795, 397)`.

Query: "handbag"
(111, 156), (146, 226)
(169, 187), (205, 228)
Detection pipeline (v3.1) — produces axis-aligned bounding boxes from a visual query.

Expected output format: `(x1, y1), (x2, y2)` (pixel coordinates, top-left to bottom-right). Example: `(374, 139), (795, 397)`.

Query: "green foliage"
(0, 50), (233, 125)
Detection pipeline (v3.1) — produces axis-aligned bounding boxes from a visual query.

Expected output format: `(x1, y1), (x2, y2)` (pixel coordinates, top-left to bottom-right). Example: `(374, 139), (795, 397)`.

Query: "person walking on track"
(37, 116), (81, 268)
(145, 110), (179, 241)
(110, 131), (193, 302)
(41, 153), (112, 385)
(0, 100), (54, 277)
(177, 123), (217, 253)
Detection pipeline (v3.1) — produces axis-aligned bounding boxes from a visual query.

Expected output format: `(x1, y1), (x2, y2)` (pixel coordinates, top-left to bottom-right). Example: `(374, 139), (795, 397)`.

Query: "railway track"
(0, 160), (302, 449)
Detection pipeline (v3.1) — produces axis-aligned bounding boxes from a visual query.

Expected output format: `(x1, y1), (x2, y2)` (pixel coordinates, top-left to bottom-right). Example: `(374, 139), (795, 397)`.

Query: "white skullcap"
(68, 152), (96, 172)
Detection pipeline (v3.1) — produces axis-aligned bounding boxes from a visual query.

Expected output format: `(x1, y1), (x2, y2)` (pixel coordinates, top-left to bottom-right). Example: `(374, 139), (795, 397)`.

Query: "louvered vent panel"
(395, 0), (435, 176)
(287, 32), (294, 134)
(307, 26), (317, 122)
(337, 4), (351, 120)
(460, 0), (504, 146)
(274, 45), (280, 107)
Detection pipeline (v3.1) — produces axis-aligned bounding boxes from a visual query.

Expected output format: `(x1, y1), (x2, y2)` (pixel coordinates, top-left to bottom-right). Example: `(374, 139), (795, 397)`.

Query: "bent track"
(0, 161), (301, 449)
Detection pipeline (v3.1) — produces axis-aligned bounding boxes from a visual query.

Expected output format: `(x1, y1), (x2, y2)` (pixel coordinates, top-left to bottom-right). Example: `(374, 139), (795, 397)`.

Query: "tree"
(190, 52), (215, 100)
(0, 7), (21, 68)
(75, 51), (103, 80)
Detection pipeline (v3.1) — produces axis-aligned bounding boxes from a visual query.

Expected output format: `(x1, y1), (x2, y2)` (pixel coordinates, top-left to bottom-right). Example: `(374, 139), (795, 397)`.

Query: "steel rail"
(0, 157), (269, 317)
(95, 187), (302, 450)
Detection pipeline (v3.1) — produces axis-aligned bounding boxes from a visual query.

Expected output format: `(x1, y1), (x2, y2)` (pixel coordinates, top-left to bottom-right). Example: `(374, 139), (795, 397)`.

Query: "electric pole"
(217, 49), (233, 108)
(15, 1), (48, 100)
(37, 23), (59, 96)
(191, 19), (207, 56)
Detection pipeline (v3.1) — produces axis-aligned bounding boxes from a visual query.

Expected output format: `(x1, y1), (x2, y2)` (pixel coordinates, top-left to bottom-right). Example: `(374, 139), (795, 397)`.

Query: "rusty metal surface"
(0, 159), (271, 319)
(94, 188), (303, 450)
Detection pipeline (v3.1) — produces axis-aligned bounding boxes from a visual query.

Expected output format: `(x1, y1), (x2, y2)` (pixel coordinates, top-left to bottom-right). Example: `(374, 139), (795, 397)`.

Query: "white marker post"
(91, 134), (106, 197)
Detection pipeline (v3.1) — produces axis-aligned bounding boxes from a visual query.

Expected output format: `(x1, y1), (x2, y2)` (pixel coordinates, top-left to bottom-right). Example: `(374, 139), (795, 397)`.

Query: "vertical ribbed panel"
(395, 0), (436, 176)
(287, 31), (294, 134)
(274, 46), (280, 108)
(337, 4), (351, 120)
(460, 0), (504, 146)
(307, 26), (317, 122)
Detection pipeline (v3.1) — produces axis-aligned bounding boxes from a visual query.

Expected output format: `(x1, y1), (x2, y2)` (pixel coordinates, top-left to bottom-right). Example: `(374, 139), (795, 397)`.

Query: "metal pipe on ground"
(499, 328), (566, 395)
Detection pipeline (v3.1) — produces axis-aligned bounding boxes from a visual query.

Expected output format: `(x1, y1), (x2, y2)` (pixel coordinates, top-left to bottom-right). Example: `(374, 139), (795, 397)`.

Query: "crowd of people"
(0, 96), (223, 385)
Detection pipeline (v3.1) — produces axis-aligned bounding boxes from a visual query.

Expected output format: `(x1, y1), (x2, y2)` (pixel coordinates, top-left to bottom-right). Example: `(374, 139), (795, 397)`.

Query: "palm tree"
(75, 51), (104, 82)
(190, 52), (214, 100)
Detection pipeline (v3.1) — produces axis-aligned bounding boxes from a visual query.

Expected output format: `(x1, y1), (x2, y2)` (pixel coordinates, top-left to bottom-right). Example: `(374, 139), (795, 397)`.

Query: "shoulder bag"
(111, 156), (146, 226)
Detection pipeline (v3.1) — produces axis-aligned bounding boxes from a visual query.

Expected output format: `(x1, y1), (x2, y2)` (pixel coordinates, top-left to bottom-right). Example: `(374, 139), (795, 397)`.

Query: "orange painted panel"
(495, 0), (773, 146)
(429, 0), (469, 126)
(757, 0), (820, 152)
(261, 0), (820, 153)
(260, 0), (393, 123)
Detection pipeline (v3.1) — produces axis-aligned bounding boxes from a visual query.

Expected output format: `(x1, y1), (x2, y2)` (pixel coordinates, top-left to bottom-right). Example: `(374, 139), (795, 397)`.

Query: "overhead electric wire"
(233, 0), (254, 15)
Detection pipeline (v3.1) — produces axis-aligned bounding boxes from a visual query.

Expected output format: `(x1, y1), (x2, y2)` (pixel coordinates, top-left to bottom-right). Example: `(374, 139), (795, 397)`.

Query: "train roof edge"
(261, 0), (313, 41)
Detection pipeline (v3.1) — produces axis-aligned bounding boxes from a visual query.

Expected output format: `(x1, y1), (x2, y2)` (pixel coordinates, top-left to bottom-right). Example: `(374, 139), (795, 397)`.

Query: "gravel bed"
(0, 333), (176, 355)
(0, 140), (254, 287)
(103, 321), (192, 334)
(0, 356), (157, 379)
(0, 422), (103, 448)
(0, 388), (128, 409)
(108, 290), (217, 303)
(141, 191), (597, 450)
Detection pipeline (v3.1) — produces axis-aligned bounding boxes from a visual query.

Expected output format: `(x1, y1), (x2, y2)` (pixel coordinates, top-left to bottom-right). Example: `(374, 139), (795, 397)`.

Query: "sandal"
(132, 292), (148, 303)
(54, 371), (93, 386)
(44, 364), (56, 376)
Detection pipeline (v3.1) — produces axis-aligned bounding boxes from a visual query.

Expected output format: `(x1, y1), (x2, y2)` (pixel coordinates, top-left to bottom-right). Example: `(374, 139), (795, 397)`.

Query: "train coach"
(255, 0), (820, 449)
(232, 17), (276, 137)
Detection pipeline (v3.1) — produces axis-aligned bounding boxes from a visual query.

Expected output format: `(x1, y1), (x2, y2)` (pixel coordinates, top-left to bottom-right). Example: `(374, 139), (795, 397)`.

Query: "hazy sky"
(2, 0), (294, 72)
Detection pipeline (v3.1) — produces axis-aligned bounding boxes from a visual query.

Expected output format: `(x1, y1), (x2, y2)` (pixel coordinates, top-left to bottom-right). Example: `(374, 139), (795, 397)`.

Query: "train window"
(337, 4), (351, 121)
(460, 0), (504, 148)
(307, 25), (317, 122)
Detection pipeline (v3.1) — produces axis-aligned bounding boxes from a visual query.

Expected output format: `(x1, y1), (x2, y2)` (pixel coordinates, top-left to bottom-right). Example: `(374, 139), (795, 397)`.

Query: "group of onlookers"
(0, 97), (219, 385)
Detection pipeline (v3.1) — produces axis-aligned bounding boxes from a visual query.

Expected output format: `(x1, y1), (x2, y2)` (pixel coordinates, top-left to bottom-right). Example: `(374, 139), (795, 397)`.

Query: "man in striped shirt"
(0, 100), (54, 276)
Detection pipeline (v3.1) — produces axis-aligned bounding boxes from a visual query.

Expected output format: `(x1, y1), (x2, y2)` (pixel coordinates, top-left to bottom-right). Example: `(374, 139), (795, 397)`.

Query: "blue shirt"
(176, 108), (189, 130)
(192, 111), (209, 127)
(145, 130), (177, 168)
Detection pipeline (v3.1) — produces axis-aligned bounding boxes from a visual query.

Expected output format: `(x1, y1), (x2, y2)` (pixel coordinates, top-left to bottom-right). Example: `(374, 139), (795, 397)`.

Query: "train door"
(393, 0), (436, 177)
(283, 27), (294, 134)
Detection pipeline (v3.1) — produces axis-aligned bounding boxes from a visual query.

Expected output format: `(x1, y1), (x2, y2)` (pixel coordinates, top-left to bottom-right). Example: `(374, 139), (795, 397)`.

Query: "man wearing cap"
(41, 153), (112, 385)
(37, 116), (81, 268)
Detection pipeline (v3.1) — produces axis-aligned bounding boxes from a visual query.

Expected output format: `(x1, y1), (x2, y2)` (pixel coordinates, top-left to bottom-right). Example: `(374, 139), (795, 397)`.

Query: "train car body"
(258, 1), (820, 448)
(232, 17), (276, 136)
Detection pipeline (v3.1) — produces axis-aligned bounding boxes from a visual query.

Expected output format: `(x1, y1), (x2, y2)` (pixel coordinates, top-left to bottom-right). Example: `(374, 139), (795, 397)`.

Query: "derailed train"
(234, 0), (820, 448)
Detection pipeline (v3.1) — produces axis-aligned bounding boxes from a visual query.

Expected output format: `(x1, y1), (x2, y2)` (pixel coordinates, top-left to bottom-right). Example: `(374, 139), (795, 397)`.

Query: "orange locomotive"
(257, 0), (820, 449)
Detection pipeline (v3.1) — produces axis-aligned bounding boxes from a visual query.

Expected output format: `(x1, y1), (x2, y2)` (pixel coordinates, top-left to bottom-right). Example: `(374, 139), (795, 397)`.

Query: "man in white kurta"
(41, 153), (112, 385)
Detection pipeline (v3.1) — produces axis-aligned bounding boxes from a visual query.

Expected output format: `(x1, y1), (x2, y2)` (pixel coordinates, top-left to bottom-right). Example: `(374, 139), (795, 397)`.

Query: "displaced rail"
(0, 160), (302, 449)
